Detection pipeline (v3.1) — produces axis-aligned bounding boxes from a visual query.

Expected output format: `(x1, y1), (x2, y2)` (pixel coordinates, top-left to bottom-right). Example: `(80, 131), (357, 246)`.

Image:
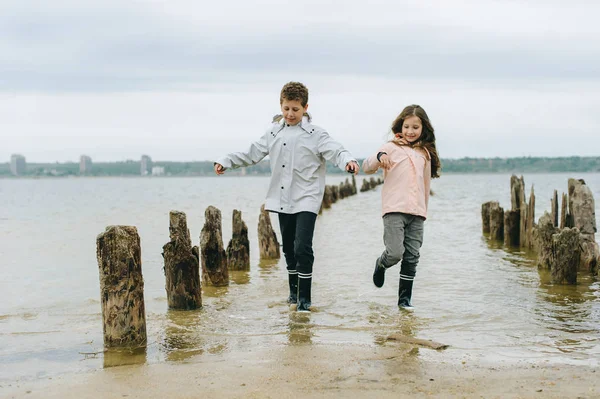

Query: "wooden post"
(360, 179), (372, 192)
(560, 193), (568, 229)
(322, 186), (333, 209)
(517, 178), (528, 248)
(369, 177), (377, 189)
(567, 178), (599, 273)
(330, 185), (339, 203)
(533, 212), (557, 269)
(489, 202), (504, 241)
(526, 185), (536, 249)
(504, 210), (520, 246)
(162, 211), (201, 309)
(200, 206), (229, 286)
(568, 179), (596, 235)
(551, 228), (580, 284)
(226, 209), (250, 271)
(550, 190), (559, 228)
(510, 175), (525, 211)
(258, 204), (280, 259)
(351, 174), (357, 195)
(481, 201), (498, 235)
(96, 226), (147, 348)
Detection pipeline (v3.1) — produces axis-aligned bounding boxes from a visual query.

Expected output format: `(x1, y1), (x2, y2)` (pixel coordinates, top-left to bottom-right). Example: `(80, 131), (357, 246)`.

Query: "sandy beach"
(3, 339), (598, 399)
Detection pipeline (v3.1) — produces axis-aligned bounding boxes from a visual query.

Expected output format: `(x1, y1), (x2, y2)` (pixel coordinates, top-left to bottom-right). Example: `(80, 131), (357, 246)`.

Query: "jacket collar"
(273, 113), (313, 129)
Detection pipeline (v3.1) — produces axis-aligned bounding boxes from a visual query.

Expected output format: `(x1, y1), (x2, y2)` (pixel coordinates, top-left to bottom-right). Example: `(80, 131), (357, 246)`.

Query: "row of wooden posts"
(96, 175), (382, 349)
(481, 176), (599, 284)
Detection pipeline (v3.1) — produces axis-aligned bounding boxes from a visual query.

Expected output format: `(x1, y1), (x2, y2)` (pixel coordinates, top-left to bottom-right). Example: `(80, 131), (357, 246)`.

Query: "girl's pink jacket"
(362, 142), (431, 219)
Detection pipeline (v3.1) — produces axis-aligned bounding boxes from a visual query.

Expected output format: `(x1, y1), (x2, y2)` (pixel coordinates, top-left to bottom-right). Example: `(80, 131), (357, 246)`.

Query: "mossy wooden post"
(322, 186), (333, 209)
(258, 204), (280, 259)
(504, 210), (520, 246)
(510, 175), (525, 211)
(226, 209), (250, 271)
(560, 193), (569, 229)
(351, 174), (357, 195)
(550, 190), (559, 228)
(525, 186), (536, 249)
(533, 212), (557, 269)
(162, 211), (201, 309)
(200, 206), (229, 286)
(489, 203), (504, 241)
(568, 178), (599, 273)
(360, 179), (372, 193)
(96, 226), (147, 348)
(330, 186), (339, 203)
(551, 228), (580, 284)
(481, 201), (498, 235)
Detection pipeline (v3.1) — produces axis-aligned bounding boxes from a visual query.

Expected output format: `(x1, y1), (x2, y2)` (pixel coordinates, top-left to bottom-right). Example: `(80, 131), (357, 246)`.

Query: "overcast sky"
(1, 0), (599, 162)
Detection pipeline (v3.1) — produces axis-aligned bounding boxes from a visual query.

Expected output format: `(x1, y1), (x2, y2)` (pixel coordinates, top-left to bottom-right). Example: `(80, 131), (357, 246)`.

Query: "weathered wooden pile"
(360, 177), (384, 192)
(320, 174), (358, 212)
(482, 175), (599, 284)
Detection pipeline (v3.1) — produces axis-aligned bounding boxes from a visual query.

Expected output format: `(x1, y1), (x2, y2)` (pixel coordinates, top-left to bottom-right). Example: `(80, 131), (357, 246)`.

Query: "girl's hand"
(393, 133), (409, 146)
(214, 163), (225, 175)
(379, 154), (392, 170)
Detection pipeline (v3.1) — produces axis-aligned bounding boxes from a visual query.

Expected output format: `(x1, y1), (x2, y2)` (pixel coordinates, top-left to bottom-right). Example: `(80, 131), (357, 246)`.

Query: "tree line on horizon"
(1, 156), (600, 177)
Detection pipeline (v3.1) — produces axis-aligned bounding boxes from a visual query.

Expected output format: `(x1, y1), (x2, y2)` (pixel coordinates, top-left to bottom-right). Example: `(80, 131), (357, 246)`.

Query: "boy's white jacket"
(216, 115), (356, 214)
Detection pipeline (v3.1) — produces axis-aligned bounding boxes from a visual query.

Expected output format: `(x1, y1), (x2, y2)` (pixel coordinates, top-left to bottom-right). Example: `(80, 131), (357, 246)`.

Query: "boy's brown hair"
(280, 82), (309, 107)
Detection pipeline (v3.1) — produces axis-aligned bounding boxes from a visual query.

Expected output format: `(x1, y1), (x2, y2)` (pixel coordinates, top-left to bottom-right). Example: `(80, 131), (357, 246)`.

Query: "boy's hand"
(346, 161), (359, 175)
(379, 154), (392, 170)
(214, 163), (225, 175)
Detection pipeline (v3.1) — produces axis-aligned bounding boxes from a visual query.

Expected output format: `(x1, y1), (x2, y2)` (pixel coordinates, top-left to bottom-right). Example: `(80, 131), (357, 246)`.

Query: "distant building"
(151, 166), (165, 176)
(141, 155), (152, 176)
(10, 154), (26, 176)
(80, 155), (92, 175)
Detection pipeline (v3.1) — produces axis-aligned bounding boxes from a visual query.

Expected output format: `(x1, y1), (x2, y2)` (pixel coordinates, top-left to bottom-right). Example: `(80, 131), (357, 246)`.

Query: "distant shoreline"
(2, 156), (600, 177)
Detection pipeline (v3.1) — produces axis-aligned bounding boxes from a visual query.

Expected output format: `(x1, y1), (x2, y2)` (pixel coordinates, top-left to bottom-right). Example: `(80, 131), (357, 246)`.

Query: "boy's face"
(400, 115), (423, 143)
(281, 99), (308, 126)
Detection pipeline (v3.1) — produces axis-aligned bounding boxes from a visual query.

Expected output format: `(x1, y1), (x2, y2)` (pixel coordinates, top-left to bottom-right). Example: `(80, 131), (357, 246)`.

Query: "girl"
(214, 82), (359, 312)
(362, 104), (441, 309)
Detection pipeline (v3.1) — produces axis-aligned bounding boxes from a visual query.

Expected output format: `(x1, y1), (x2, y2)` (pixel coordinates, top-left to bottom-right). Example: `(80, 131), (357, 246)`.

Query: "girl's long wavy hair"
(391, 104), (441, 178)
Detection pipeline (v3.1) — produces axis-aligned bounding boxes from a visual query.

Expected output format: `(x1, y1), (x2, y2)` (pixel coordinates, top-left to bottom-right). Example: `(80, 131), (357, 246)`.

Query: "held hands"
(346, 161), (359, 175)
(214, 163), (225, 175)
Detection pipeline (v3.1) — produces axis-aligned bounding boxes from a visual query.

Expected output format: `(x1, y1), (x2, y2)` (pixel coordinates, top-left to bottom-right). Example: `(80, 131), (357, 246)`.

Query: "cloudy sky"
(1, 0), (599, 162)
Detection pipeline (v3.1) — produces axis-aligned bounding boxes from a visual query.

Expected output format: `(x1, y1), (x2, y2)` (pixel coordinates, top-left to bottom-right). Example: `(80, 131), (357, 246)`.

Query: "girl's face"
(281, 99), (308, 126)
(399, 115), (423, 143)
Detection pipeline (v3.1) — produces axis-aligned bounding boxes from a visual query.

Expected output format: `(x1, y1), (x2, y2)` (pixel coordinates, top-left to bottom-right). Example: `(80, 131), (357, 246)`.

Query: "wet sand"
(3, 341), (598, 399)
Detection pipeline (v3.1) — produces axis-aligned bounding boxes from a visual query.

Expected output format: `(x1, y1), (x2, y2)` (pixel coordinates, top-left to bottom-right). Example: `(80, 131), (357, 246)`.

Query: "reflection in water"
(372, 307), (422, 347)
(103, 347), (147, 368)
(162, 310), (206, 361)
(287, 312), (313, 345)
(230, 270), (251, 285)
(486, 231), (600, 355)
(258, 258), (280, 278)
(202, 285), (230, 298)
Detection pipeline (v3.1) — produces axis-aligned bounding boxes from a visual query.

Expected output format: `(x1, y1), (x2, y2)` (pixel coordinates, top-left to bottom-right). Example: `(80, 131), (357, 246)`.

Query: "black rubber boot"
(372, 258), (386, 288)
(297, 275), (312, 312)
(287, 271), (298, 304)
(398, 278), (414, 309)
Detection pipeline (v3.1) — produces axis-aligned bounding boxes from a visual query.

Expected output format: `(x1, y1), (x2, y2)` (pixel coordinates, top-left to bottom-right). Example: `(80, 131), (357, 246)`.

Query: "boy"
(214, 81), (359, 312)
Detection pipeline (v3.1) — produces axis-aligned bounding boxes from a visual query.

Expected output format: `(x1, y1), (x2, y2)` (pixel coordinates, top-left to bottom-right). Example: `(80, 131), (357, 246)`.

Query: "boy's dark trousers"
(278, 212), (317, 311)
